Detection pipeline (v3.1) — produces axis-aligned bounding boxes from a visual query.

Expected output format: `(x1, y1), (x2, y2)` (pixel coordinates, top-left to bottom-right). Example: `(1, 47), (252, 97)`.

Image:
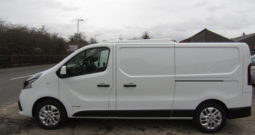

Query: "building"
(232, 33), (255, 55)
(180, 28), (255, 54)
(180, 28), (232, 43)
(67, 45), (78, 53)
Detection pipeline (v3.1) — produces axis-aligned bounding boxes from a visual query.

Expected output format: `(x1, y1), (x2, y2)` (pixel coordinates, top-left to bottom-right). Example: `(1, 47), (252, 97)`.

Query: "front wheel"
(194, 102), (226, 133)
(34, 99), (67, 129)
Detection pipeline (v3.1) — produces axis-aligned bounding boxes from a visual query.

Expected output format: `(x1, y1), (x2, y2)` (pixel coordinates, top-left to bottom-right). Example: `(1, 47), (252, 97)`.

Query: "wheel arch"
(32, 96), (67, 118)
(195, 99), (229, 118)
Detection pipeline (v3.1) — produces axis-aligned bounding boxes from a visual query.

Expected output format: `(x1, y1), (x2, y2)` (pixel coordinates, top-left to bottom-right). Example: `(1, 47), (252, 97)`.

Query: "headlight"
(23, 73), (42, 89)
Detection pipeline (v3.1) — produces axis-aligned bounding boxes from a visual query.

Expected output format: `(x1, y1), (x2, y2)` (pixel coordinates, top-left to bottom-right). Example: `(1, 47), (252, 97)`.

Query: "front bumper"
(18, 89), (36, 117)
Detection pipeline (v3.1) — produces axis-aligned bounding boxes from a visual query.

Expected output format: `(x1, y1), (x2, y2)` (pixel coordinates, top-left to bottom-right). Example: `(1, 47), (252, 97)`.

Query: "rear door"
(116, 44), (175, 117)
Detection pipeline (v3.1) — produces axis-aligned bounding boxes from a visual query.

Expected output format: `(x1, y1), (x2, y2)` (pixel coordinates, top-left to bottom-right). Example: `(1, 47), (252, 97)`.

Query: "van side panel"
(116, 44), (175, 111)
(174, 43), (246, 110)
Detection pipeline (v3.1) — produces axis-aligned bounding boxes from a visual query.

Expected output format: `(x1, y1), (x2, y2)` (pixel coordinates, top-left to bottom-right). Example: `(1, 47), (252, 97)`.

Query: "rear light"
(18, 100), (22, 111)
(248, 63), (252, 85)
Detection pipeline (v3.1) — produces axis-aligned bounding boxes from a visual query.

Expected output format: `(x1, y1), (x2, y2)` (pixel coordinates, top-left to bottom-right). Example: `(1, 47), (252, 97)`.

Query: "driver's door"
(59, 46), (113, 116)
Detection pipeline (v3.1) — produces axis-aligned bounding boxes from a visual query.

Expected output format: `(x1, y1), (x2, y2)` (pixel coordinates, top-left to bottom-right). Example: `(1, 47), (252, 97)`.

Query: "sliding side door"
(116, 44), (175, 117)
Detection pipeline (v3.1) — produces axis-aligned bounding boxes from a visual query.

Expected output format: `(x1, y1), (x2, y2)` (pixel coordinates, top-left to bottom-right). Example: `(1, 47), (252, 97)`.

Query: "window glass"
(251, 57), (255, 64)
(66, 51), (85, 76)
(66, 47), (109, 77)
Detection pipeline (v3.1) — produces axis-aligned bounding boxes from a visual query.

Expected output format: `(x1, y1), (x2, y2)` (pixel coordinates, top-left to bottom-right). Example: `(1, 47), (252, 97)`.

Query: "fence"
(0, 55), (67, 68)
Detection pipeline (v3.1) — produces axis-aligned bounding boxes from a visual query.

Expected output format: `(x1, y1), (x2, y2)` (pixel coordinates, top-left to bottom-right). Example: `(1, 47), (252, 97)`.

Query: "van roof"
(102, 39), (176, 44)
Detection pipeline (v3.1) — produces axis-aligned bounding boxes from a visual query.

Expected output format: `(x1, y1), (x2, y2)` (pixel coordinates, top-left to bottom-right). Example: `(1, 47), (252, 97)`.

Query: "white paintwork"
(19, 40), (252, 119)
(174, 43), (247, 110)
(116, 44), (175, 110)
(58, 45), (114, 116)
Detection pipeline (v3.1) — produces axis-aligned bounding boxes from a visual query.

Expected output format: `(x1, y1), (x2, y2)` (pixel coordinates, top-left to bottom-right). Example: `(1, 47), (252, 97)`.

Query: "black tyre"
(34, 99), (67, 129)
(194, 102), (226, 133)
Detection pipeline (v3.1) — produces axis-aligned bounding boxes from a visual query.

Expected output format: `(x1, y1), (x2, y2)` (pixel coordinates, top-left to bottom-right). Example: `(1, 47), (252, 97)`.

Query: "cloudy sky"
(0, 0), (254, 41)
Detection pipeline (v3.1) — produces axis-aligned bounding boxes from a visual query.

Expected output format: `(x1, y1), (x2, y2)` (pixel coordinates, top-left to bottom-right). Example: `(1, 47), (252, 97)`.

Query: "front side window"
(251, 56), (255, 64)
(65, 47), (110, 77)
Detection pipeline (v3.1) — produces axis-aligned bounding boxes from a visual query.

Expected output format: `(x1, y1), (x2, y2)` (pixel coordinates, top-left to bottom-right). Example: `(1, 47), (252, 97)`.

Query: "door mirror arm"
(56, 65), (68, 78)
(60, 66), (67, 75)
(58, 65), (67, 78)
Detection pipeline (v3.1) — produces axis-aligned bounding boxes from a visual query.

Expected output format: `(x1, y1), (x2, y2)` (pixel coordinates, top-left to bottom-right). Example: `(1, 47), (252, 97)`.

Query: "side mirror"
(60, 66), (67, 75)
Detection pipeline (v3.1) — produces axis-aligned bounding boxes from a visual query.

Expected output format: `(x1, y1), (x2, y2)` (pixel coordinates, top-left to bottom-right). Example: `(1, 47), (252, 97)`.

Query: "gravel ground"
(0, 101), (255, 135)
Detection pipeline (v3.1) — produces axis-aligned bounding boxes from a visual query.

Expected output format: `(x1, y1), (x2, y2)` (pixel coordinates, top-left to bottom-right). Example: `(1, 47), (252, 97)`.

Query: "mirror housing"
(60, 66), (67, 75)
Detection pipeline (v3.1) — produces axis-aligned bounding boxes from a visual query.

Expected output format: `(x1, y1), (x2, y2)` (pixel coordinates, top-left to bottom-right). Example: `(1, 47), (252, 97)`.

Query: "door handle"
(97, 83), (110, 88)
(123, 83), (136, 88)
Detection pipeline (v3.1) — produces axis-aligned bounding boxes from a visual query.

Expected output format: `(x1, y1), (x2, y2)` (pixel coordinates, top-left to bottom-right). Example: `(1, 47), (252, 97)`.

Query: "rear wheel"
(34, 99), (67, 129)
(194, 102), (226, 133)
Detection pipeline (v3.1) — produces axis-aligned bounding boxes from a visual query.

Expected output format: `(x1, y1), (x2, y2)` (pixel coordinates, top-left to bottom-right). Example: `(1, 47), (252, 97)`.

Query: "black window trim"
(56, 47), (110, 78)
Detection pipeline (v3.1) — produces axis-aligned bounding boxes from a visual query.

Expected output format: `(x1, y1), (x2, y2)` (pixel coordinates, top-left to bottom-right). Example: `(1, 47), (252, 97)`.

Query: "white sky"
(0, 0), (254, 41)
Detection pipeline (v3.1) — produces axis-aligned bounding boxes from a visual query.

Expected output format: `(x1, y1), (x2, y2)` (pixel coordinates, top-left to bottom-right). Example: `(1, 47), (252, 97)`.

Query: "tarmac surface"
(0, 65), (54, 108)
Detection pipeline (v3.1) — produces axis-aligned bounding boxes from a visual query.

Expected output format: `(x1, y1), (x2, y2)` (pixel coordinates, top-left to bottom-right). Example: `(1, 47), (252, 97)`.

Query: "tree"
(0, 20), (68, 56)
(68, 33), (89, 48)
(89, 37), (97, 44)
(0, 20), (70, 67)
(0, 20), (5, 32)
(141, 31), (151, 39)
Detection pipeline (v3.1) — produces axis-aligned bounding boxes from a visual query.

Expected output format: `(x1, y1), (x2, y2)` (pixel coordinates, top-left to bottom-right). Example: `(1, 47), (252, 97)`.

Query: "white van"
(19, 40), (253, 133)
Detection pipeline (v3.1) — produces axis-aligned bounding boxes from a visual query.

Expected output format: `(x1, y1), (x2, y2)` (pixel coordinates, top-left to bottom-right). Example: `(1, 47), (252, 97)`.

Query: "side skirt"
(70, 116), (193, 120)
(73, 110), (194, 118)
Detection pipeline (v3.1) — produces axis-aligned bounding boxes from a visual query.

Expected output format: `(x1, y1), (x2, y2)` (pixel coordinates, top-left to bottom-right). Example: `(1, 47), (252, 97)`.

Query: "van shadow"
(69, 119), (195, 134)
(66, 119), (240, 135)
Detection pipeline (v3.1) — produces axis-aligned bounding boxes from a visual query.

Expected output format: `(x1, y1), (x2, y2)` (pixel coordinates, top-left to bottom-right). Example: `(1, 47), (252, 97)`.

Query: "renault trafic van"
(19, 40), (253, 133)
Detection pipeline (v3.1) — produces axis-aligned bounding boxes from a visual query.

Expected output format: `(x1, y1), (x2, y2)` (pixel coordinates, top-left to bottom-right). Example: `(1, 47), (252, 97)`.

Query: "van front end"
(18, 69), (61, 118)
(19, 88), (37, 117)
(18, 73), (43, 117)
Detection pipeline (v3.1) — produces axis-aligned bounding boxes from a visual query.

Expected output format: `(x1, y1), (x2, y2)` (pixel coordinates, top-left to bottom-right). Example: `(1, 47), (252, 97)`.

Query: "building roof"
(180, 28), (232, 42)
(232, 33), (255, 42)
